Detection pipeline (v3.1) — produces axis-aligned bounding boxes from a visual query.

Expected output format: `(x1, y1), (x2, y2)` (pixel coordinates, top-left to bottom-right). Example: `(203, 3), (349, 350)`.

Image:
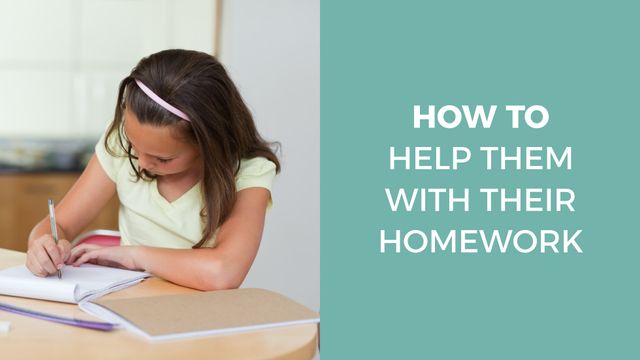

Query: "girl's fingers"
(68, 244), (92, 263)
(26, 255), (47, 277)
(58, 240), (72, 262)
(70, 246), (126, 269)
(34, 247), (57, 274)
(68, 246), (87, 264)
(73, 250), (98, 267)
(68, 247), (80, 263)
(44, 241), (63, 268)
(26, 235), (72, 276)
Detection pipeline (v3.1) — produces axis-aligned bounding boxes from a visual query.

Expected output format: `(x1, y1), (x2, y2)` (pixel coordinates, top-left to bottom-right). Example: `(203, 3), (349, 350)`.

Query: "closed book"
(80, 288), (320, 341)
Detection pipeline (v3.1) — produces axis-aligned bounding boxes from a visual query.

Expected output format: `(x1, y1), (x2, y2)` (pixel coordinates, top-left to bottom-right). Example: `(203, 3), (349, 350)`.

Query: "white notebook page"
(0, 264), (149, 303)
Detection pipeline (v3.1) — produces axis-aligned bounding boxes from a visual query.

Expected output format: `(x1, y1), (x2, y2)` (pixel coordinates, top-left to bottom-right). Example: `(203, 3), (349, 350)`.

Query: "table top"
(0, 248), (318, 360)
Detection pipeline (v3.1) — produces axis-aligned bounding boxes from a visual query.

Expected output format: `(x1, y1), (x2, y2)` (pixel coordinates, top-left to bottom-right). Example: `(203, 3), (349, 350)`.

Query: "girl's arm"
(26, 155), (117, 276)
(69, 187), (270, 290)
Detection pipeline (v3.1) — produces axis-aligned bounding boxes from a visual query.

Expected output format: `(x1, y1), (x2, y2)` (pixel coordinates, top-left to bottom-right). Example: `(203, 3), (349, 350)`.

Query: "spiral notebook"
(0, 264), (150, 303)
(80, 288), (320, 341)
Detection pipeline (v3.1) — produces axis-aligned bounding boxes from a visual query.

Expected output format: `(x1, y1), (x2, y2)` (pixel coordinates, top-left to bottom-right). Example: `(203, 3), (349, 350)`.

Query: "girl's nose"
(137, 154), (155, 170)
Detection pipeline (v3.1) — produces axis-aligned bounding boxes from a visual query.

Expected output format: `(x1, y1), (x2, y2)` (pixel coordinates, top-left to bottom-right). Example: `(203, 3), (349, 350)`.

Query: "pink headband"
(134, 79), (190, 122)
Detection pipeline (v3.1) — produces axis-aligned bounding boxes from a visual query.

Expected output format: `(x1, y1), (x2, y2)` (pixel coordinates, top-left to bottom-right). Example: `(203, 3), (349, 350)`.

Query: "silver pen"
(48, 199), (62, 279)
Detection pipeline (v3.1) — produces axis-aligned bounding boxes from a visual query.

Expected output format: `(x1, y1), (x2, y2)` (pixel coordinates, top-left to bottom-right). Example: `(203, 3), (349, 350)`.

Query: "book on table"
(0, 264), (150, 304)
(80, 288), (320, 341)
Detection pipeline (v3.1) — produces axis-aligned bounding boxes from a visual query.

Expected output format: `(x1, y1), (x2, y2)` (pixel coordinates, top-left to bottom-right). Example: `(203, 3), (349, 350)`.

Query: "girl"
(25, 49), (280, 291)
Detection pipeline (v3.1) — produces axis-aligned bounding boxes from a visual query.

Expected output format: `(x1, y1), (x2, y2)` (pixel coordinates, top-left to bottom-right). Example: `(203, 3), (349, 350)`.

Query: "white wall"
(218, 0), (320, 311)
(0, 0), (215, 138)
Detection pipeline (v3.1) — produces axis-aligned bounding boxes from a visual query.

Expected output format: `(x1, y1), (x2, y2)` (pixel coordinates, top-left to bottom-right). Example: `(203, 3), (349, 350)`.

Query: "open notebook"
(0, 264), (150, 304)
(80, 288), (320, 341)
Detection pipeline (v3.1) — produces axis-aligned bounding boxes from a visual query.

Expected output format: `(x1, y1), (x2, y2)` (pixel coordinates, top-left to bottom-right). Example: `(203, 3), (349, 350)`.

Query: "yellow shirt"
(94, 131), (276, 248)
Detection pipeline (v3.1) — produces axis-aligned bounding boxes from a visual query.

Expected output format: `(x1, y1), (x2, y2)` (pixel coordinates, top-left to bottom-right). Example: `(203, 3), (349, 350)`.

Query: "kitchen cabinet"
(0, 173), (118, 251)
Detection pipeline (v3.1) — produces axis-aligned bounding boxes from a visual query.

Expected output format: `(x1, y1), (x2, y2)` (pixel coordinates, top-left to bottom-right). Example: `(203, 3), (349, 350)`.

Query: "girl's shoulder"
(238, 157), (276, 175)
(236, 157), (277, 191)
(94, 129), (130, 182)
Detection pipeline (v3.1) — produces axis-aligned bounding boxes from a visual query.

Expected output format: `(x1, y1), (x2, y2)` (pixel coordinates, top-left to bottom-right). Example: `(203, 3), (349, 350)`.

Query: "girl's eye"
(157, 158), (171, 163)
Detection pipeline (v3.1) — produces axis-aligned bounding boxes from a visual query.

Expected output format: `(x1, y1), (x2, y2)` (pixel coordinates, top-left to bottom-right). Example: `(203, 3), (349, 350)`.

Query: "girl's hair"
(105, 49), (280, 248)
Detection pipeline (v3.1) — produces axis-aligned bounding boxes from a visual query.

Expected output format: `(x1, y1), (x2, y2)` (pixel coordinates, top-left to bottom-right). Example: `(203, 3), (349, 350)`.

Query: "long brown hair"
(105, 49), (280, 248)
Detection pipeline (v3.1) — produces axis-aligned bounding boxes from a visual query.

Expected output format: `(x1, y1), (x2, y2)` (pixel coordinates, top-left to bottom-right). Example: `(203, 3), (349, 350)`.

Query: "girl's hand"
(68, 244), (143, 271)
(26, 234), (71, 277)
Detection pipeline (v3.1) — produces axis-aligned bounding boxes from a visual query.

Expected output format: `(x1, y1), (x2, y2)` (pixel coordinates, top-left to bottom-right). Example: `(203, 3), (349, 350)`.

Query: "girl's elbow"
(199, 277), (242, 291)
(196, 260), (245, 291)
(204, 278), (241, 291)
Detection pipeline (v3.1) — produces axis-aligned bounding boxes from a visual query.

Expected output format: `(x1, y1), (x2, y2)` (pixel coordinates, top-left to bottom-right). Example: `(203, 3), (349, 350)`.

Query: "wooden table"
(0, 248), (318, 359)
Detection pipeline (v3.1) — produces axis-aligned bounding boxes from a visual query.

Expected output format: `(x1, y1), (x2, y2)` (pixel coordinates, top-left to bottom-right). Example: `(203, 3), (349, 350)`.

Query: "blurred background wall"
(219, 0), (319, 311)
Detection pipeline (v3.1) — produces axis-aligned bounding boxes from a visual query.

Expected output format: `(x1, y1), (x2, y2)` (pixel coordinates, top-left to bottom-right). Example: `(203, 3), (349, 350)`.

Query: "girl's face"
(123, 108), (201, 177)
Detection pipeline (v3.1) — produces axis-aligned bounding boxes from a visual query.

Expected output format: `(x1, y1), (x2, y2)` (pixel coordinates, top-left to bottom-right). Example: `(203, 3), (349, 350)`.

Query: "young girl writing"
(25, 49), (280, 290)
